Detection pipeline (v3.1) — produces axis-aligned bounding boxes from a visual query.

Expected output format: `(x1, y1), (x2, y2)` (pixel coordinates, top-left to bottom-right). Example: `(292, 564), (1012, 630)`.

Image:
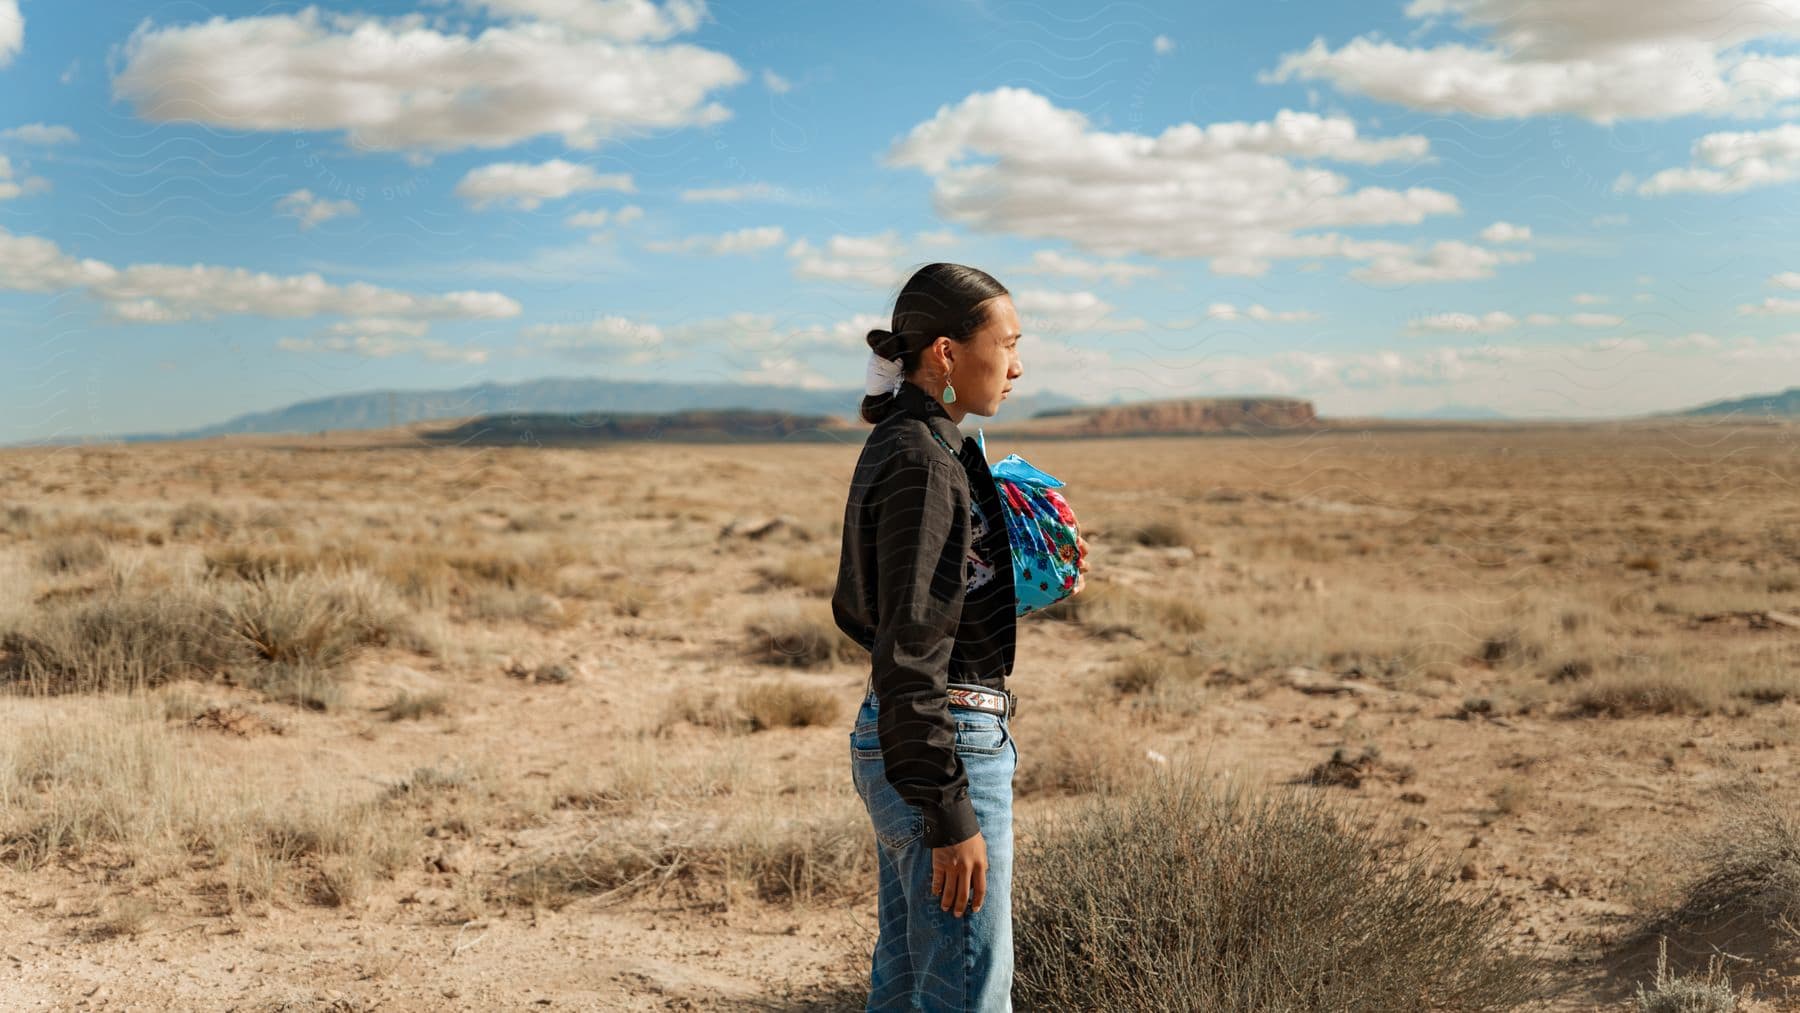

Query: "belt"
(946, 682), (1015, 719)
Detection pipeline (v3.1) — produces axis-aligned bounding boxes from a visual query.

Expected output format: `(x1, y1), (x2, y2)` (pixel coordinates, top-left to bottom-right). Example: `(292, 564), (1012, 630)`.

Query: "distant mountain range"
(20, 377), (1084, 446)
(1671, 386), (1800, 418)
(16, 380), (1797, 449)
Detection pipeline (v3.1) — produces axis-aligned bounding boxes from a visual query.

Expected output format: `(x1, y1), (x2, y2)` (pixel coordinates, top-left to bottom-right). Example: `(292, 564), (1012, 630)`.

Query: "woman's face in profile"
(964, 295), (1024, 417)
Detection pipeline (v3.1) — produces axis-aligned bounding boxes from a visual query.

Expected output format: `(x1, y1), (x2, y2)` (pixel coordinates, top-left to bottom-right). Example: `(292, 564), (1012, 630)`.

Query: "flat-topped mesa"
(1027, 397), (1320, 436)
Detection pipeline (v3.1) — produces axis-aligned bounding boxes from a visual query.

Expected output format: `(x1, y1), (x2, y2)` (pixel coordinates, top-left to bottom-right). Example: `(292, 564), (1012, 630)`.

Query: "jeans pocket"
(855, 755), (924, 851)
(953, 715), (1010, 756)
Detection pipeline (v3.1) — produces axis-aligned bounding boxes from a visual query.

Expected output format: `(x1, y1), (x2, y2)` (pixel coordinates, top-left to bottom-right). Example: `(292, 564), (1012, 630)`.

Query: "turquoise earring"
(942, 382), (956, 404)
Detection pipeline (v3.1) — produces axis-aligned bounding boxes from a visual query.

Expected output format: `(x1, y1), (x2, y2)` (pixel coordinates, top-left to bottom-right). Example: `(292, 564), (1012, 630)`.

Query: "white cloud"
(1153, 35), (1175, 55)
(0, 123), (77, 146)
(1722, 333), (1800, 361)
(278, 333), (489, 364)
(644, 225), (786, 254)
(1206, 302), (1321, 323)
(762, 68), (791, 93)
(113, 8), (743, 154)
(1569, 312), (1623, 327)
(787, 231), (911, 287)
(328, 317), (430, 337)
(1771, 271), (1800, 290)
(1630, 123), (1800, 195)
(0, 225), (520, 325)
(1525, 313), (1560, 325)
(1584, 336), (1648, 353)
(444, 0), (707, 41)
(882, 88), (1454, 277)
(565, 203), (642, 239)
(1664, 331), (1720, 350)
(0, 155), (49, 202)
(0, 0), (19, 67)
(1406, 310), (1517, 334)
(1012, 288), (1147, 336)
(275, 189), (359, 229)
(0, 227), (118, 291)
(519, 313), (671, 364)
(92, 264), (521, 324)
(1266, 0), (1800, 122)
(1348, 239), (1532, 285)
(678, 181), (818, 204)
(1571, 292), (1608, 304)
(1738, 296), (1800, 317)
(455, 159), (634, 211)
(1479, 221), (1531, 243)
(1016, 250), (1160, 284)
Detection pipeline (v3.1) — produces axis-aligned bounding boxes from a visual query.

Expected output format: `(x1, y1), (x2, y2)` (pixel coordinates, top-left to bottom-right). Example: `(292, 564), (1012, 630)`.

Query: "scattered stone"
(1546, 659), (1594, 683)
(1283, 667), (1378, 697)
(503, 654), (582, 684)
(1460, 861), (1482, 882)
(719, 515), (805, 541)
(188, 705), (286, 737)
(1691, 608), (1800, 631)
(1293, 746), (1411, 789)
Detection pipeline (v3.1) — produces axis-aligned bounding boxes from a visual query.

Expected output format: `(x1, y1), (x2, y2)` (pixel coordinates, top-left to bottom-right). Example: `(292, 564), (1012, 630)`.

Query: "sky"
(3, 0), (1800, 443)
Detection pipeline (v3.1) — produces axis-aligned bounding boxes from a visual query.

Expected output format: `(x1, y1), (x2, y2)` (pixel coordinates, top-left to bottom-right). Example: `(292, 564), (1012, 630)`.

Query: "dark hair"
(860, 263), (1009, 425)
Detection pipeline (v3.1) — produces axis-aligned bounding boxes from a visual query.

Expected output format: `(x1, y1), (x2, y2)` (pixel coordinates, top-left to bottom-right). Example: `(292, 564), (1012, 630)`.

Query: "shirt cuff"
(921, 794), (982, 848)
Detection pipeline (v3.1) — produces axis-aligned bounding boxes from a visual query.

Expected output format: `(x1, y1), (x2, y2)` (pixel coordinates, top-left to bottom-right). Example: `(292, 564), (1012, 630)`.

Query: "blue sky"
(4, 0), (1800, 442)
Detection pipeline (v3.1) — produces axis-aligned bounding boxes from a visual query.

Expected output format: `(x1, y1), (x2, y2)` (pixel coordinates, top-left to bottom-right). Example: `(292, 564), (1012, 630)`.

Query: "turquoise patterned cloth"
(977, 429), (1083, 616)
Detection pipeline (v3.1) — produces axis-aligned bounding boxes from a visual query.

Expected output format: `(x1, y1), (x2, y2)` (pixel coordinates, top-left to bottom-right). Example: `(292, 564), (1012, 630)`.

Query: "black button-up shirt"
(832, 378), (1017, 848)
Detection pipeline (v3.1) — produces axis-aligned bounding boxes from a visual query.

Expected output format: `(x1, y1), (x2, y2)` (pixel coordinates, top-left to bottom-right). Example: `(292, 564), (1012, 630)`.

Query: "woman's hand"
(931, 831), (989, 917)
(1071, 528), (1090, 596)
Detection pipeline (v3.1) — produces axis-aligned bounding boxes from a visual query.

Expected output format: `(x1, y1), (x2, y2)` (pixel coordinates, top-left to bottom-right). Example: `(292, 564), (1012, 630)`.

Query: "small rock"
(1459, 862), (1482, 881)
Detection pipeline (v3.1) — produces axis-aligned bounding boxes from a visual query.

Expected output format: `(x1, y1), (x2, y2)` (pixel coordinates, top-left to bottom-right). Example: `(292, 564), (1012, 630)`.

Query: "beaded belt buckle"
(946, 685), (1015, 719)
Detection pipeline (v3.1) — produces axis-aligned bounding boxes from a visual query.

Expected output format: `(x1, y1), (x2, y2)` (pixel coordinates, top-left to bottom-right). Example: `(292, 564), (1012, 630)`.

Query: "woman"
(831, 263), (1088, 1011)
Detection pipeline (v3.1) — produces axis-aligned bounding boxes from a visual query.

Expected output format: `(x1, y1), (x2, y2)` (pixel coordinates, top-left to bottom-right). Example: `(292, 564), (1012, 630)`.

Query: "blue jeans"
(849, 684), (1018, 1012)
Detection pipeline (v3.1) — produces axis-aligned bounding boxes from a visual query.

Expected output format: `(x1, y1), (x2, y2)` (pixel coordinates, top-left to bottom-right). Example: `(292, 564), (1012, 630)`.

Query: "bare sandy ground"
(2, 421), (1798, 1010)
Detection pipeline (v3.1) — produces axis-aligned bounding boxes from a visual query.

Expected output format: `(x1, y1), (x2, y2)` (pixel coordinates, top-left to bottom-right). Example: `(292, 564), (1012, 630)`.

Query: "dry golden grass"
(0, 421), (1797, 1007)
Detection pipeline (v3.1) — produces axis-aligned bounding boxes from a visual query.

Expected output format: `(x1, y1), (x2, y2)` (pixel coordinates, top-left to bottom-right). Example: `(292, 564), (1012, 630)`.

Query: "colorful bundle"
(978, 430), (1083, 616)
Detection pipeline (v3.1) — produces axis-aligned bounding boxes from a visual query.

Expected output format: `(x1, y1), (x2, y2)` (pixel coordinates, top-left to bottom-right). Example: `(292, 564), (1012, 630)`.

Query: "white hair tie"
(864, 348), (906, 398)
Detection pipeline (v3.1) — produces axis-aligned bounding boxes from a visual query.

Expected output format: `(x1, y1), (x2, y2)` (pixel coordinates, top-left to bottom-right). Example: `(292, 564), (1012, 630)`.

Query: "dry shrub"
(1013, 715), (1146, 799)
(205, 537), (581, 614)
(0, 586), (252, 695)
(1122, 517), (1192, 548)
(507, 804), (873, 911)
(738, 680), (838, 730)
(656, 688), (753, 734)
(0, 699), (418, 911)
(1635, 937), (1737, 1013)
(1109, 653), (1171, 695)
(38, 535), (109, 575)
(457, 586), (581, 628)
(0, 699), (193, 868)
(756, 553), (837, 595)
(1039, 582), (1203, 640)
(1568, 676), (1711, 718)
(1653, 778), (1800, 951)
(167, 501), (236, 539)
(379, 689), (449, 722)
(745, 602), (865, 668)
(1013, 762), (1541, 1011)
(229, 568), (413, 668)
(0, 503), (38, 535)
(1, 567), (423, 708)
